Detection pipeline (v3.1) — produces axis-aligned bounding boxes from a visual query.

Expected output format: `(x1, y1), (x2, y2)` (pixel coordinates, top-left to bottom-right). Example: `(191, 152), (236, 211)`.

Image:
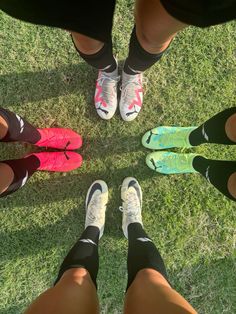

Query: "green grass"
(0, 1), (236, 313)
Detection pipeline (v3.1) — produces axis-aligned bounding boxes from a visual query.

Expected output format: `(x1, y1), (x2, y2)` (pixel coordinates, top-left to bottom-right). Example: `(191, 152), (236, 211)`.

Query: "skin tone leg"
(0, 163), (14, 194)
(225, 113), (236, 199)
(24, 268), (99, 314)
(71, 32), (104, 55)
(0, 115), (8, 139)
(124, 269), (197, 314)
(225, 113), (236, 142)
(0, 115), (14, 194)
(228, 173), (236, 199)
(135, 0), (188, 54)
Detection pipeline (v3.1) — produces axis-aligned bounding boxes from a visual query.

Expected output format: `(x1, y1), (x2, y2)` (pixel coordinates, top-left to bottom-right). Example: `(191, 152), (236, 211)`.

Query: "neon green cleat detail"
(142, 126), (197, 150)
(146, 151), (199, 174)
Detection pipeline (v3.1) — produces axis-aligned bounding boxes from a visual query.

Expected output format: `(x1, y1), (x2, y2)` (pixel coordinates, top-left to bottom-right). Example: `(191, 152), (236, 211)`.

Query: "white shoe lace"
(120, 75), (142, 106)
(119, 190), (141, 220)
(96, 71), (120, 106)
(87, 195), (104, 225)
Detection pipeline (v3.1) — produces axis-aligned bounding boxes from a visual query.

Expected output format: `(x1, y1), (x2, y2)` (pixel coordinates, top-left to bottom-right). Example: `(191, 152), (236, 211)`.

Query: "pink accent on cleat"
(35, 128), (83, 150)
(28, 152), (83, 172)
(128, 87), (143, 110)
(95, 79), (108, 108)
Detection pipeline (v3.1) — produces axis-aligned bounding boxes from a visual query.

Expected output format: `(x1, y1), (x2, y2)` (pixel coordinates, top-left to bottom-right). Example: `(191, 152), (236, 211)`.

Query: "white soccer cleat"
(94, 66), (120, 120)
(120, 177), (143, 238)
(85, 180), (108, 238)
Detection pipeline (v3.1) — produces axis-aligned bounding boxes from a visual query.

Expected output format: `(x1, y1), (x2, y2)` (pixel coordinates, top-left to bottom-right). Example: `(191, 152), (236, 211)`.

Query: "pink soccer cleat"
(28, 151), (83, 172)
(35, 128), (83, 150)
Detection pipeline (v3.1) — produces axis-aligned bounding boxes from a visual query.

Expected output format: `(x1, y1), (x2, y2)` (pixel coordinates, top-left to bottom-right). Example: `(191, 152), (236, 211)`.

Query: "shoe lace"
(97, 71), (120, 105)
(119, 190), (141, 219)
(87, 195), (104, 224)
(168, 153), (192, 172)
(120, 75), (147, 106)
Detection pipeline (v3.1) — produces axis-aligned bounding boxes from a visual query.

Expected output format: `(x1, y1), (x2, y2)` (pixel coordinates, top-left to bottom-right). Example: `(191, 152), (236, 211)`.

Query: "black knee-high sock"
(124, 27), (169, 75)
(0, 108), (41, 144)
(71, 36), (117, 73)
(55, 226), (100, 288)
(127, 223), (168, 290)
(189, 107), (236, 146)
(193, 156), (236, 201)
(0, 155), (40, 198)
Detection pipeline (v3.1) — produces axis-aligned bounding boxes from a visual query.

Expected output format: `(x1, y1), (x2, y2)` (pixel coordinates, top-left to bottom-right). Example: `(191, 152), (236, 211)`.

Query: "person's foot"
(85, 180), (108, 238)
(28, 151), (83, 172)
(119, 71), (143, 122)
(146, 152), (199, 174)
(142, 126), (196, 150)
(94, 66), (120, 120)
(120, 177), (143, 238)
(35, 128), (83, 150)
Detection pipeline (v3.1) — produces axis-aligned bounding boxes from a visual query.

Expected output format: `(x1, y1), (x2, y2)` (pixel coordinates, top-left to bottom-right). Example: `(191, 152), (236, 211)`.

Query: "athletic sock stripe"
(79, 239), (97, 246)
(137, 237), (152, 243)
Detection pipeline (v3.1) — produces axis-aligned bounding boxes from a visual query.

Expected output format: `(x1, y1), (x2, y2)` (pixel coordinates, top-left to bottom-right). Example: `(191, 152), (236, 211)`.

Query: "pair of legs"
(71, 0), (187, 121)
(142, 108), (236, 201)
(72, 0), (185, 55)
(0, 108), (83, 198)
(25, 178), (196, 314)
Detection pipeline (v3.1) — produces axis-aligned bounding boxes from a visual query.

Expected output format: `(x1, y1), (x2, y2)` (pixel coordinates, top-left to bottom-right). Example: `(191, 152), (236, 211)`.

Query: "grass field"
(0, 1), (236, 313)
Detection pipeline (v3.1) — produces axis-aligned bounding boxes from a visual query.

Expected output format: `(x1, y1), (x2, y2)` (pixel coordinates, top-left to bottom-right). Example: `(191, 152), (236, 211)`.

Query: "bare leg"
(124, 269), (197, 314)
(25, 268), (99, 314)
(0, 115), (8, 139)
(0, 163), (14, 194)
(225, 113), (236, 143)
(135, 0), (188, 54)
(71, 32), (104, 55)
(228, 172), (236, 199)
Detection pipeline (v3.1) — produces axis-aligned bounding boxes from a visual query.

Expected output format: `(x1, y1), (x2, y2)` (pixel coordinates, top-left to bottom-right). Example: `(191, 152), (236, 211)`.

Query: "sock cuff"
(193, 156), (236, 201)
(0, 108), (13, 141)
(130, 26), (169, 59)
(0, 156), (39, 198)
(0, 108), (40, 144)
(72, 37), (111, 59)
(124, 26), (170, 74)
(71, 35), (116, 72)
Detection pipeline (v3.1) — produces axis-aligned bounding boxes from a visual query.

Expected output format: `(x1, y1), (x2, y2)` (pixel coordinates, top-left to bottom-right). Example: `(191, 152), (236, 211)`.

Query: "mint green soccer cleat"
(142, 126), (197, 150)
(146, 151), (199, 174)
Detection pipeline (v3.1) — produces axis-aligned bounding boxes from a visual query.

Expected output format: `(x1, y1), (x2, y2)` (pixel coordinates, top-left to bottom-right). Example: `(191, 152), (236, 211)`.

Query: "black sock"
(71, 36), (117, 73)
(124, 27), (168, 75)
(127, 223), (168, 290)
(0, 108), (41, 144)
(189, 107), (236, 146)
(55, 226), (100, 288)
(193, 156), (236, 201)
(0, 155), (40, 198)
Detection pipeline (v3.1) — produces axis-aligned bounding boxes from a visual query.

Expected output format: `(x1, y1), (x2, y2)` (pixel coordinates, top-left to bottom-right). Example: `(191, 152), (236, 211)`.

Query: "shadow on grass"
(0, 63), (96, 106)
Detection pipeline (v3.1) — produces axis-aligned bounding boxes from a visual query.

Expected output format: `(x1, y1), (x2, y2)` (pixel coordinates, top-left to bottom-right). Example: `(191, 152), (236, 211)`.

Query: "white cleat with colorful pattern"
(94, 67), (120, 120)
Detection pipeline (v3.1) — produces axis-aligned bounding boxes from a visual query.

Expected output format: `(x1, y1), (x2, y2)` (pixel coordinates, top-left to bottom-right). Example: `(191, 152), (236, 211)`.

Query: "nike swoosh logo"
(128, 180), (142, 203)
(86, 183), (103, 208)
